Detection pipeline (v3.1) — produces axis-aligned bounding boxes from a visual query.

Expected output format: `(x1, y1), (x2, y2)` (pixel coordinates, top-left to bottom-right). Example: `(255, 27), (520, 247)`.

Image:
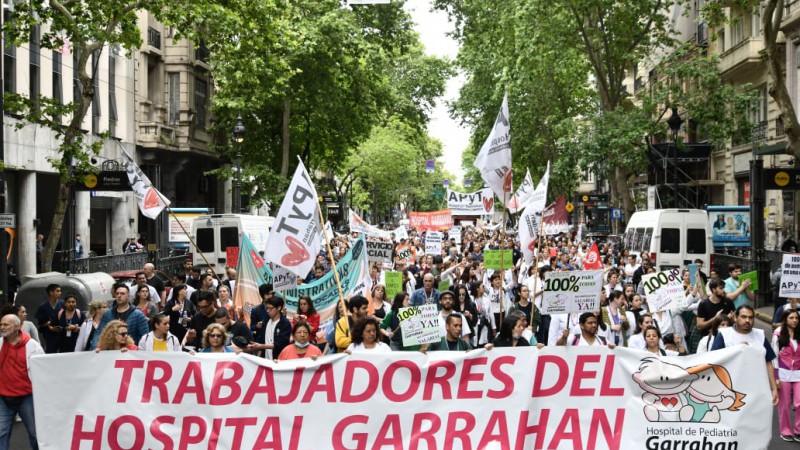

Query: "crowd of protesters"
(0, 223), (790, 448)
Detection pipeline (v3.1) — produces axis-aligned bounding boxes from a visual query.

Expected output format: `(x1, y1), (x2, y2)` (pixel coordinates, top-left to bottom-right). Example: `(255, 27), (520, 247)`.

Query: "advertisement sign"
(541, 270), (603, 314)
(409, 210), (453, 231)
(399, 304), (441, 346)
(708, 206), (751, 248)
(641, 268), (687, 312)
(30, 347), (772, 450)
(446, 188), (495, 216)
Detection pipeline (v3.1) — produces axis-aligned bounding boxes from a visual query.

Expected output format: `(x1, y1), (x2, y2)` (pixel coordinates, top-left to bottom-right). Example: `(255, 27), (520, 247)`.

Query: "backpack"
(572, 333), (607, 346)
(57, 308), (82, 324)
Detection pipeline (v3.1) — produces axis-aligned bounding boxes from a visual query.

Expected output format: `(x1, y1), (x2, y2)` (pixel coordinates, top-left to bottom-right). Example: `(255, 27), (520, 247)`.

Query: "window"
(686, 229), (706, 254)
(108, 51), (117, 136)
(194, 77), (207, 131)
(220, 227), (238, 251)
(719, 30), (725, 52)
(660, 228), (680, 253)
(751, 4), (761, 37)
(731, 18), (744, 47)
(52, 50), (62, 122)
(91, 50), (101, 134)
(196, 229), (215, 253)
(2, 2), (14, 93)
(29, 24), (40, 107)
(751, 85), (768, 125)
(168, 72), (180, 125)
(642, 228), (653, 252)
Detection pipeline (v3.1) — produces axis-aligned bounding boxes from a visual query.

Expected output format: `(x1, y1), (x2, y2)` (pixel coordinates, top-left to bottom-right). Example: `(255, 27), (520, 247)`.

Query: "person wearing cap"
(437, 290), (471, 342)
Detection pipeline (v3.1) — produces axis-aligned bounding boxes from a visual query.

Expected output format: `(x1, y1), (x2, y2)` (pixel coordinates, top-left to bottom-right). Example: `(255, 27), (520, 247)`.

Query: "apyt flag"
(507, 169), (533, 214)
(528, 161), (550, 213)
(582, 242), (604, 270)
(519, 206), (540, 264)
(122, 150), (170, 219)
(264, 160), (322, 278)
(473, 93), (512, 203)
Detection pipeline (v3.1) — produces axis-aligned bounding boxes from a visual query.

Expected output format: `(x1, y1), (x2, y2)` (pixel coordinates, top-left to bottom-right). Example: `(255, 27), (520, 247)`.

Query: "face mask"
(295, 341), (311, 348)
(512, 333), (521, 339)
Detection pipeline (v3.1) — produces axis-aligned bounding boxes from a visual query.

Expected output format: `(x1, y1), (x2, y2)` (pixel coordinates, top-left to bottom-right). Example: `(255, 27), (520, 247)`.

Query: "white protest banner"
(641, 268), (687, 312)
(272, 264), (298, 292)
(780, 253), (800, 298)
(528, 161), (550, 213)
(446, 188), (494, 216)
(519, 206), (541, 264)
(366, 239), (393, 264)
(399, 304), (442, 345)
(264, 160), (322, 278)
(449, 226), (462, 244)
(349, 209), (391, 238)
(507, 169), (533, 214)
(30, 347), (772, 450)
(473, 92), (513, 203)
(122, 149), (170, 219)
(425, 231), (443, 255)
(542, 270), (604, 314)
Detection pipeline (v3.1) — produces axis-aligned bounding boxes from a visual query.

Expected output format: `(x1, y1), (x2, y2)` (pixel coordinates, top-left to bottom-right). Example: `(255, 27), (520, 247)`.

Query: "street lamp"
(232, 115), (246, 213)
(667, 107), (683, 208)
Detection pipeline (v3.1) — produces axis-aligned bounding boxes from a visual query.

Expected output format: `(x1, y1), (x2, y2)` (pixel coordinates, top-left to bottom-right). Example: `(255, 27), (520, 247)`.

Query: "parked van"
(191, 214), (274, 268)
(623, 209), (712, 271)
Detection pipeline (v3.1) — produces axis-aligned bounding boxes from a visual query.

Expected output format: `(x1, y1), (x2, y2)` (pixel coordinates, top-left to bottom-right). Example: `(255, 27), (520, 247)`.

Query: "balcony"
(719, 36), (764, 80)
(785, 0), (800, 32)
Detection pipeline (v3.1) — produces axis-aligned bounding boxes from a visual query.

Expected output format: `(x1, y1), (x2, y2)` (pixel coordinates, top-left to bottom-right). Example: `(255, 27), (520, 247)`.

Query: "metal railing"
(147, 27), (161, 49)
(53, 250), (188, 276)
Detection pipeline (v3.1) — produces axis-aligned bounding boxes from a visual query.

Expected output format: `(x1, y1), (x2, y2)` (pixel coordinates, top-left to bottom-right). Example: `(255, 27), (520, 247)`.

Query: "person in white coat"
(74, 300), (109, 352)
(138, 314), (182, 352)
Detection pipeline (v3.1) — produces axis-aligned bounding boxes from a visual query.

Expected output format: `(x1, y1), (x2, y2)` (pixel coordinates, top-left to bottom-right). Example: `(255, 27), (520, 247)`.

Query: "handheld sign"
(687, 263), (698, 287)
(273, 265), (298, 293)
(541, 270), (603, 314)
(384, 271), (403, 298)
(738, 270), (758, 291)
(780, 254), (800, 298)
(399, 304), (441, 346)
(425, 232), (443, 255)
(366, 239), (393, 264)
(641, 268), (686, 312)
(484, 250), (513, 270)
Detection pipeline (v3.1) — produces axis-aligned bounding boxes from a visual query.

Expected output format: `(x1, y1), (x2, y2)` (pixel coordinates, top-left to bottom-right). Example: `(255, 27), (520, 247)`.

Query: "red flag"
(582, 242), (604, 270)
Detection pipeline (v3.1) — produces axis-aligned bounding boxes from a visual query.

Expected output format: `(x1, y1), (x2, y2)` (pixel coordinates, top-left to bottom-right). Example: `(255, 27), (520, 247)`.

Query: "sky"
(403, 0), (470, 184)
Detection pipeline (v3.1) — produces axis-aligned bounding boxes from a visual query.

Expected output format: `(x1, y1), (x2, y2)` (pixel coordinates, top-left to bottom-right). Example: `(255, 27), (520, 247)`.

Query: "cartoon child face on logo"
(681, 364), (746, 423)
(632, 357), (697, 422)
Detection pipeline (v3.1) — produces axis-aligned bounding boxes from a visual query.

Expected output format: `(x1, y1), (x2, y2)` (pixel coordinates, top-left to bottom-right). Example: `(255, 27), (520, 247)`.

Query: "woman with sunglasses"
(95, 320), (137, 352)
(200, 323), (234, 353)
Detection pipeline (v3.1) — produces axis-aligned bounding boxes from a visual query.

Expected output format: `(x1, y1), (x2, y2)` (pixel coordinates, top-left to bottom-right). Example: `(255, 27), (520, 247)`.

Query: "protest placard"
(780, 253), (800, 298)
(449, 226), (462, 244)
(425, 231), (443, 255)
(484, 250), (513, 270)
(399, 304), (441, 346)
(384, 271), (403, 298)
(640, 268), (686, 312)
(273, 264), (297, 293)
(687, 263), (698, 287)
(738, 270), (758, 291)
(366, 239), (393, 263)
(438, 279), (451, 294)
(541, 270), (603, 314)
(226, 246), (240, 268)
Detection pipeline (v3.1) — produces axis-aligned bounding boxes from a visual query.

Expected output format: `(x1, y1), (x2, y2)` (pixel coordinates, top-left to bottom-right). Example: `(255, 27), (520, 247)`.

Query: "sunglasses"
(209, 334), (224, 338)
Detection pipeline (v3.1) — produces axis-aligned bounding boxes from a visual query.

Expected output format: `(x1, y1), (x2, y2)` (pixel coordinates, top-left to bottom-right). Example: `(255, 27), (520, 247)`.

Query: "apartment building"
(624, 0), (793, 249)
(2, 7), (227, 275)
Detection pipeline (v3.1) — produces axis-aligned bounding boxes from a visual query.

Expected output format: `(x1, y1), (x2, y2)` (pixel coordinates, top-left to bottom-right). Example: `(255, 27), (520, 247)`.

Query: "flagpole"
(499, 190), (507, 325)
(530, 216), (546, 323)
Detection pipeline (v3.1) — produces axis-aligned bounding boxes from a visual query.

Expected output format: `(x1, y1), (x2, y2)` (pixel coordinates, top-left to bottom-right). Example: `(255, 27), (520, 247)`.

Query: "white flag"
(507, 169), (533, 214)
(473, 93), (512, 203)
(519, 207), (540, 264)
(264, 160), (322, 278)
(122, 150), (170, 219)
(528, 161), (550, 213)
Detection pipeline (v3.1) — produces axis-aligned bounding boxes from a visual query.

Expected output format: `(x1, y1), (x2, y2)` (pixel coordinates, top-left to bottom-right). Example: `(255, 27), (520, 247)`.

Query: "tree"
(3, 0), (181, 271)
(763, 0), (800, 157)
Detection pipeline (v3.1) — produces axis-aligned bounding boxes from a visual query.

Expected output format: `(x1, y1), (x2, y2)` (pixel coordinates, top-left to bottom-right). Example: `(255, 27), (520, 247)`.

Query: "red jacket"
(0, 331), (43, 396)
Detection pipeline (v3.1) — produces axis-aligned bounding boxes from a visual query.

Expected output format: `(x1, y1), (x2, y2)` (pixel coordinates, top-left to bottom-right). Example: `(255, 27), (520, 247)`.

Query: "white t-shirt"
(347, 342), (392, 353)
(264, 318), (278, 360)
(567, 333), (608, 347)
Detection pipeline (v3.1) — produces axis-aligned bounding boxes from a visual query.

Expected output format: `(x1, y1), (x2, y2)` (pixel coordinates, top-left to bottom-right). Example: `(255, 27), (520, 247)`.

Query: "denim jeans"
(0, 394), (37, 450)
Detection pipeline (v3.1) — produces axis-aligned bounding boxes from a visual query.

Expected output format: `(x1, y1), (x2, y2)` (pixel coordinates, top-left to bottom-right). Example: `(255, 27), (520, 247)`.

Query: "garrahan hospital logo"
(632, 357), (746, 423)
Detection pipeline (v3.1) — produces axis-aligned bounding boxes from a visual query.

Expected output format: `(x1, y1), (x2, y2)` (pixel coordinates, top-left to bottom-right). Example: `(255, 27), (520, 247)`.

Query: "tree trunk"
(280, 97), (291, 177)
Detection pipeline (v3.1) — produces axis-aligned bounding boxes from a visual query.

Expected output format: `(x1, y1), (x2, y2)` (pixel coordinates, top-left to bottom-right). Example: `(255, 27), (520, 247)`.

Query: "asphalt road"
(6, 315), (791, 449)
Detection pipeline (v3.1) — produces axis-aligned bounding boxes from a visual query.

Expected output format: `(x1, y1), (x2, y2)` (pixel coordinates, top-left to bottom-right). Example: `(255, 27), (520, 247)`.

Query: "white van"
(191, 214), (274, 268)
(623, 209), (712, 271)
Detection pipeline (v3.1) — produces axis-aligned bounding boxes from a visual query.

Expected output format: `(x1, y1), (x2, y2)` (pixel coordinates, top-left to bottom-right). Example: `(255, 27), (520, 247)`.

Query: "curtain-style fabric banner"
(446, 188), (495, 216)
(30, 347), (770, 450)
(543, 195), (569, 235)
(409, 210), (454, 231)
